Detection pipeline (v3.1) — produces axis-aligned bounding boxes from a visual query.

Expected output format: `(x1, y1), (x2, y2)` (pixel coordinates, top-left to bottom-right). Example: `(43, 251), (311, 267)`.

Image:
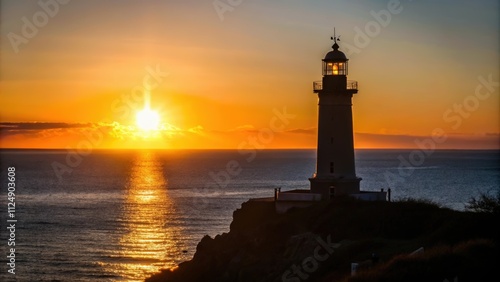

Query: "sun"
(136, 108), (160, 131)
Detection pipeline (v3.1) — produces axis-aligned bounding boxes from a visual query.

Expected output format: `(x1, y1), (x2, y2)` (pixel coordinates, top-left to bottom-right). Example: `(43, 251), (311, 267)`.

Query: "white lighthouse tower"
(309, 34), (361, 199)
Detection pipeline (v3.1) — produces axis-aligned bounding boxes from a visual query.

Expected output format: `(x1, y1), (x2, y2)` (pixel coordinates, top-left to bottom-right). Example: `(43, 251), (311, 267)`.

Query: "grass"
(344, 239), (498, 282)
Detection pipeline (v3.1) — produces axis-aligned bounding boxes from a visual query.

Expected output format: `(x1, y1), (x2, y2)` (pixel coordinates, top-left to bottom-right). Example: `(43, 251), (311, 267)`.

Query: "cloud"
(355, 132), (500, 149)
(285, 128), (316, 135)
(0, 122), (93, 139)
(0, 122), (90, 130)
(0, 121), (206, 148)
(230, 125), (257, 133)
(1, 122), (498, 149)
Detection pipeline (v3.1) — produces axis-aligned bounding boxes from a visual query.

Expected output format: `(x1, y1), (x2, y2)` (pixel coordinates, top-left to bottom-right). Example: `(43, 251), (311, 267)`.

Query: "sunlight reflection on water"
(103, 151), (183, 281)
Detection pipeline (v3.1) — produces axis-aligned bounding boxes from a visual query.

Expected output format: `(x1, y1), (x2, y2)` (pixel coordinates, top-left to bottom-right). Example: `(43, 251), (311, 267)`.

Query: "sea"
(0, 149), (498, 281)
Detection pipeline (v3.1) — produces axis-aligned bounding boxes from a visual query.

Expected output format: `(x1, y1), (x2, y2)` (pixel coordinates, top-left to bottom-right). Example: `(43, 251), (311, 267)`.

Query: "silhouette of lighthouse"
(309, 32), (361, 199)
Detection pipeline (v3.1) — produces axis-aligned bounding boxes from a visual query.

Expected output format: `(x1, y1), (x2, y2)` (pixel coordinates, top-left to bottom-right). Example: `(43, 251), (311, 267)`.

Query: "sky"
(0, 0), (498, 149)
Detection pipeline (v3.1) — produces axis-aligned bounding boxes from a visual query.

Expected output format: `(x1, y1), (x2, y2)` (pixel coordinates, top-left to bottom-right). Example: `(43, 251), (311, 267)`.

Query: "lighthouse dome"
(324, 43), (347, 62)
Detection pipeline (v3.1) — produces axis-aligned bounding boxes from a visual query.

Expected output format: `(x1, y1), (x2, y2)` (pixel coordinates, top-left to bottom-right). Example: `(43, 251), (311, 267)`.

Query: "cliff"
(146, 197), (499, 282)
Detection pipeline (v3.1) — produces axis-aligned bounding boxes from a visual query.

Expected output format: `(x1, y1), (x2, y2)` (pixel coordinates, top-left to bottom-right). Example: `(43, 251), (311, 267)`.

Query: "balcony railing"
(313, 80), (358, 92)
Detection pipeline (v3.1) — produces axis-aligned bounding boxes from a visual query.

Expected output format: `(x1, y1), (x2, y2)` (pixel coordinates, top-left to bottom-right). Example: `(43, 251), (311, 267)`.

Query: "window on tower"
(330, 162), (334, 173)
(323, 61), (348, 76)
(338, 63), (345, 74)
(326, 63), (333, 75)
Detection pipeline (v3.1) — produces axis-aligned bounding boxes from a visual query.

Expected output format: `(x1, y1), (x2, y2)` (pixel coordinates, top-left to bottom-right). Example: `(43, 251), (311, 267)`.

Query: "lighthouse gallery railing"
(313, 80), (358, 92)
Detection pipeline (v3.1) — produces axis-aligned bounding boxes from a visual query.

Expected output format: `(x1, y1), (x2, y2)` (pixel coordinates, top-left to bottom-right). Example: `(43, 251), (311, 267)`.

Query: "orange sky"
(1, 0), (498, 149)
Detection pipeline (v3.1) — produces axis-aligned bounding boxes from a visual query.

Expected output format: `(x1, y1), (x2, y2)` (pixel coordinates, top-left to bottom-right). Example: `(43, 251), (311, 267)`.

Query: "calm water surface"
(0, 149), (498, 281)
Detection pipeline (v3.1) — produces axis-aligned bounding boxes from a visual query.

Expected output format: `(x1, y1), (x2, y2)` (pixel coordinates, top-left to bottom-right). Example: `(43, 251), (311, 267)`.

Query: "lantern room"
(322, 42), (348, 76)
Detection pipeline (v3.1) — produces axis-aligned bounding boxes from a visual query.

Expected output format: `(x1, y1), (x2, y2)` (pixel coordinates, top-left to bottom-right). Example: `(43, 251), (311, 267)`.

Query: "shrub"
(465, 192), (500, 214)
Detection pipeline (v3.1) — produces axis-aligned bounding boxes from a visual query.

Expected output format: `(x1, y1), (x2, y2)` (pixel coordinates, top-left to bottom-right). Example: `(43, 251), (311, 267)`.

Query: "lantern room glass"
(323, 61), (347, 76)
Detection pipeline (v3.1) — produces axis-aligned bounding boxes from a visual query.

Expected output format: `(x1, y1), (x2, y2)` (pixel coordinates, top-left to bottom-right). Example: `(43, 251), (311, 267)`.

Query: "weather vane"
(330, 27), (340, 45)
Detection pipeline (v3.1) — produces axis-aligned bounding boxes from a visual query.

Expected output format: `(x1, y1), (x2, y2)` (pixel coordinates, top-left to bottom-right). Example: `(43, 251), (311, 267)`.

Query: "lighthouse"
(309, 34), (361, 199)
(265, 33), (387, 213)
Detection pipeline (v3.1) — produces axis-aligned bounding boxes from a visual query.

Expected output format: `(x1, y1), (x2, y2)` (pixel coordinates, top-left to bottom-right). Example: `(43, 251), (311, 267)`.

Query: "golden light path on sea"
(103, 151), (185, 281)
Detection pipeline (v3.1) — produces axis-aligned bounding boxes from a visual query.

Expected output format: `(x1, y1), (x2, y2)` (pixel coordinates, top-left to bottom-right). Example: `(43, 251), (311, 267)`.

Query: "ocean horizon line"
(1, 147), (499, 152)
